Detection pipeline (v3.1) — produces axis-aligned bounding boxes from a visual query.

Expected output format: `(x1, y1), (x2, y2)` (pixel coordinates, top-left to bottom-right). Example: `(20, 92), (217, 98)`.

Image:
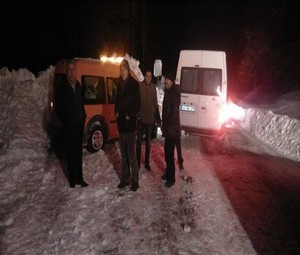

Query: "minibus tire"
(86, 125), (106, 153)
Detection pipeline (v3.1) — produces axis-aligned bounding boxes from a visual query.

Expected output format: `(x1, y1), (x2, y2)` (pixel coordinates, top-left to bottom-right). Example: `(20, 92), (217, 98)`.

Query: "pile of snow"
(0, 68), (14, 151)
(240, 89), (300, 161)
(0, 66), (54, 159)
(124, 53), (144, 82)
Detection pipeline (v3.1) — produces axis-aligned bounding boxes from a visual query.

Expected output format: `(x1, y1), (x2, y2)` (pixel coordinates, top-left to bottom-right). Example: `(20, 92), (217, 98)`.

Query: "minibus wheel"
(86, 125), (106, 153)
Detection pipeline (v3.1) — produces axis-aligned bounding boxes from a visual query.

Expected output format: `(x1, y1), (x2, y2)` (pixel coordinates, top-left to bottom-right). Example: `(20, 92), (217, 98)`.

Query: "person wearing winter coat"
(161, 73), (181, 187)
(136, 69), (158, 171)
(115, 59), (141, 191)
(55, 60), (88, 188)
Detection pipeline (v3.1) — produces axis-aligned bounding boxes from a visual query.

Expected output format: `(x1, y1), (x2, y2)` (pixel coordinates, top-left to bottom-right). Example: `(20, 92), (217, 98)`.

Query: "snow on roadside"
(0, 68), (14, 151)
(0, 66), (54, 159)
(239, 90), (300, 162)
(124, 53), (144, 82)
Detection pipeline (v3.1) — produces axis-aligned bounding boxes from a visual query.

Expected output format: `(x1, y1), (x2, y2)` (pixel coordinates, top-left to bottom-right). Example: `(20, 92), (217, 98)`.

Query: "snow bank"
(0, 66), (54, 159)
(241, 108), (300, 161)
(238, 89), (300, 161)
(124, 53), (144, 82)
(0, 68), (14, 151)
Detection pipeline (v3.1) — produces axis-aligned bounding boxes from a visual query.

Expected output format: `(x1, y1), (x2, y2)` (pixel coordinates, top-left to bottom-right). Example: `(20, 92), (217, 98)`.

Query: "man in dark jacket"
(136, 69), (158, 171)
(55, 60), (88, 188)
(115, 59), (140, 191)
(161, 73), (181, 187)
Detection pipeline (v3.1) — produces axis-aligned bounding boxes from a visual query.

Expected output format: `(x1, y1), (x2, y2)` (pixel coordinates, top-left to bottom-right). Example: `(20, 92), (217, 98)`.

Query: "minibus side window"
(202, 69), (221, 96)
(180, 67), (200, 94)
(82, 76), (106, 105)
(107, 78), (118, 104)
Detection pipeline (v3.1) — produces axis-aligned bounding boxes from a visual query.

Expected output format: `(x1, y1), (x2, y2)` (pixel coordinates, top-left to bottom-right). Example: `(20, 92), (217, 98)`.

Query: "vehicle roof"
(55, 58), (139, 81)
(180, 50), (226, 55)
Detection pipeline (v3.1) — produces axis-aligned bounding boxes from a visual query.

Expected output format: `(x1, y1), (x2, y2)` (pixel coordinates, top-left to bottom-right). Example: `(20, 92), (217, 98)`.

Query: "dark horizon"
(1, 0), (299, 93)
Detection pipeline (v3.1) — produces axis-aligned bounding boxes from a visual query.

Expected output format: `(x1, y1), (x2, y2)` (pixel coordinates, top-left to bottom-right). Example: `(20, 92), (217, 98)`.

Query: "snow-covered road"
(1, 131), (299, 255)
(0, 133), (254, 255)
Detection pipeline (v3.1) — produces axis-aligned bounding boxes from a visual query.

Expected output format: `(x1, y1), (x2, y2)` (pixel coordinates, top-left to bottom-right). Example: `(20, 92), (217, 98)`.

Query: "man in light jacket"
(136, 69), (158, 171)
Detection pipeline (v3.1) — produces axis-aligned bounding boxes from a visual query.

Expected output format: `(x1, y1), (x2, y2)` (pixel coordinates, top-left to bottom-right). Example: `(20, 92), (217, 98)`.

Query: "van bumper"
(181, 126), (220, 136)
(181, 123), (235, 137)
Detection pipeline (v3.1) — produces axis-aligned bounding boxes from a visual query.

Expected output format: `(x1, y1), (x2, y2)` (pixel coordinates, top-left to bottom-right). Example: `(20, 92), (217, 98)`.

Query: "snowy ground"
(0, 137), (257, 255)
(1, 67), (299, 254)
(1, 131), (299, 254)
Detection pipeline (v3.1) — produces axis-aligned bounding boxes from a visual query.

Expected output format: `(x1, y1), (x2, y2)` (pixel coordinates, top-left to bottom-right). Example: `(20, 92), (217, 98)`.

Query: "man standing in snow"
(55, 60), (88, 188)
(115, 59), (140, 191)
(136, 69), (158, 171)
(161, 73), (181, 187)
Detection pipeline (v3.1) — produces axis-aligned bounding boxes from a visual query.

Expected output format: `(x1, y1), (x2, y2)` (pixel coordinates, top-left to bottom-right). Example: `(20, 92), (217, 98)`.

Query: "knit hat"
(120, 59), (130, 71)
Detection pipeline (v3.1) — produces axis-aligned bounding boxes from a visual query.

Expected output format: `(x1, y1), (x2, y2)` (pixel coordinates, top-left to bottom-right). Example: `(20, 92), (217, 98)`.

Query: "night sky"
(1, 0), (299, 91)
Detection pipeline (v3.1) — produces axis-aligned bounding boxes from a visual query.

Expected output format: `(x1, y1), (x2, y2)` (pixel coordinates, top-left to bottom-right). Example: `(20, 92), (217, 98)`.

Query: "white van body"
(175, 50), (227, 134)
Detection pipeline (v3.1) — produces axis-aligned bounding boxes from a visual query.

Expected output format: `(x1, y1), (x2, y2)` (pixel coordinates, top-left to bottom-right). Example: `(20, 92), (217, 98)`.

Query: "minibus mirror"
(153, 59), (162, 77)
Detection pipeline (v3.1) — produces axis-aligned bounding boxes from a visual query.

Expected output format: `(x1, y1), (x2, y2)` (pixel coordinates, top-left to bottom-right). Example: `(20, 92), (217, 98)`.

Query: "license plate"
(180, 105), (196, 112)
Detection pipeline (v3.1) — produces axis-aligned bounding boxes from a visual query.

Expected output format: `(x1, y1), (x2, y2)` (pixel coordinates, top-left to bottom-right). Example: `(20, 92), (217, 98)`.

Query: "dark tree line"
(237, 0), (300, 98)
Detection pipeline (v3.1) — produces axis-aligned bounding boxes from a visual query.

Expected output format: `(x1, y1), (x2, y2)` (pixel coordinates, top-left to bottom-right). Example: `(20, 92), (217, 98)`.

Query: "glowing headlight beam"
(219, 102), (246, 124)
(216, 87), (245, 124)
